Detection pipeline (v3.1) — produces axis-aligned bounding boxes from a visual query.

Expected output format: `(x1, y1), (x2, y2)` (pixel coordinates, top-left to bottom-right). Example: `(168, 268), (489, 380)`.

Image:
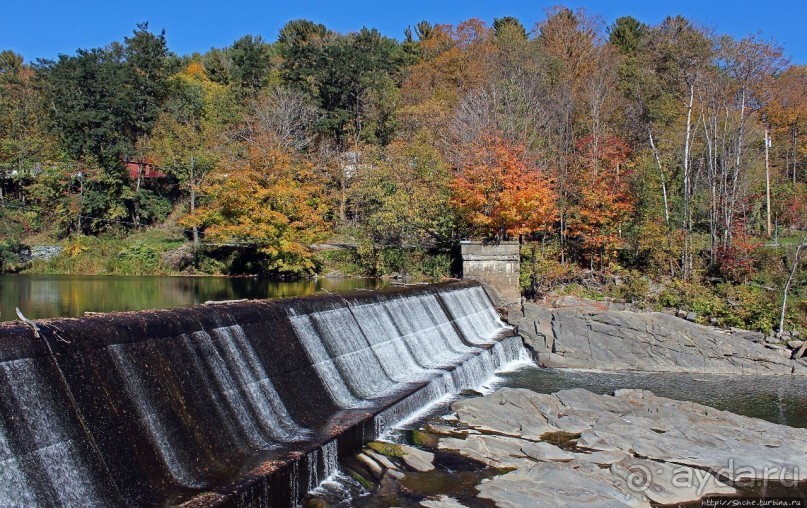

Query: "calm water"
(0, 274), (388, 322)
(496, 364), (807, 428)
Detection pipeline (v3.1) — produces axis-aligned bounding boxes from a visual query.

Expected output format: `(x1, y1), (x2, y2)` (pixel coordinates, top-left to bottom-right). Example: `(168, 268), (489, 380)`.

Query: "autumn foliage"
(450, 136), (556, 240)
(567, 135), (633, 267)
(184, 139), (328, 274)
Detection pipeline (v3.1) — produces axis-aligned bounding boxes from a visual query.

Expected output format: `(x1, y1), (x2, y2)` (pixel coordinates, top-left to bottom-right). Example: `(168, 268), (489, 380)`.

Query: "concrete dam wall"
(0, 281), (524, 507)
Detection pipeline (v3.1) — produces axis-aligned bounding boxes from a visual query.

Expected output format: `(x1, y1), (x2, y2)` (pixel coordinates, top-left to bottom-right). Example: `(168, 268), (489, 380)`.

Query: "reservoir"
(0, 273), (387, 321)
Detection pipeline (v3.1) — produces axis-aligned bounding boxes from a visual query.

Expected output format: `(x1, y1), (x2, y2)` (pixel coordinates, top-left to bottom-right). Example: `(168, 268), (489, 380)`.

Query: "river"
(0, 273), (388, 322)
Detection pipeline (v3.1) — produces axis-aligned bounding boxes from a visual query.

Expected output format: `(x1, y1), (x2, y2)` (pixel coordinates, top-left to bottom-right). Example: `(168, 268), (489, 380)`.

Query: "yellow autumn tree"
(184, 136), (329, 275)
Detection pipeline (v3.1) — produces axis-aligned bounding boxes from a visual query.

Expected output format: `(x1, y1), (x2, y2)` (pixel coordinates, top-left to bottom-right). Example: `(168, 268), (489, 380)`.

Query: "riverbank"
(432, 386), (807, 506)
(508, 297), (807, 375)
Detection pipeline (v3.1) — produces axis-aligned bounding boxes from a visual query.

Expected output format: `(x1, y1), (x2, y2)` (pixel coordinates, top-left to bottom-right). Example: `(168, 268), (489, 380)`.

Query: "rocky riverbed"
(311, 386), (806, 507)
(509, 300), (807, 375)
(445, 387), (807, 505)
(305, 302), (807, 507)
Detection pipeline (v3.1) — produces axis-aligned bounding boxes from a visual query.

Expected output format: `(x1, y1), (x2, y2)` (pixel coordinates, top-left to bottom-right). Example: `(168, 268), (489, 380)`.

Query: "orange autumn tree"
(450, 135), (556, 240)
(568, 135), (633, 269)
(184, 138), (329, 275)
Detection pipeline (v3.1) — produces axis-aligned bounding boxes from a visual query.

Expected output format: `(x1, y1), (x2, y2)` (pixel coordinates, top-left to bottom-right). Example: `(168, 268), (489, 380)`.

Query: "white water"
(109, 324), (309, 489)
(0, 358), (111, 507)
(289, 285), (528, 503)
(290, 287), (521, 412)
(438, 286), (508, 344)
(0, 283), (524, 508)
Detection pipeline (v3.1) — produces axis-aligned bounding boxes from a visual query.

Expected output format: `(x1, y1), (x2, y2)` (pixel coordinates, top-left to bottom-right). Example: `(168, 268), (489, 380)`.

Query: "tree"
(185, 141), (329, 275)
(400, 20), (495, 143)
(0, 51), (55, 206)
(535, 7), (601, 263)
(764, 66), (807, 186)
(646, 16), (712, 278)
(39, 24), (169, 231)
(152, 62), (236, 248)
(123, 23), (169, 146)
(493, 17), (527, 40)
(247, 87), (320, 152)
(450, 135), (556, 240)
(229, 35), (274, 94)
(567, 135), (633, 269)
(354, 130), (455, 248)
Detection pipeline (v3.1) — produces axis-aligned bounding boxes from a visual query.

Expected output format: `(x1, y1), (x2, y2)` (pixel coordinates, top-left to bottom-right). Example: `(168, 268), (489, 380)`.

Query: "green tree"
(230, 35), (275, 94)
(355, 131), (455, 248)
(152, 62), (236, 248)
(39, 24), (169, 232)
(0, 51), (56, 206)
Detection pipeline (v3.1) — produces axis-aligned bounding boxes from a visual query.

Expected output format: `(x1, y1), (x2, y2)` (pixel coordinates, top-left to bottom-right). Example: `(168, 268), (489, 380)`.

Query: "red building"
(126, 160), (166, 180)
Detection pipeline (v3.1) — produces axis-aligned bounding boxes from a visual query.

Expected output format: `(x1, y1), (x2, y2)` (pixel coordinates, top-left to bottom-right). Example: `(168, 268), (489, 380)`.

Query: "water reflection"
(0, 274), (388, 321)
(497, 365), (807, 428)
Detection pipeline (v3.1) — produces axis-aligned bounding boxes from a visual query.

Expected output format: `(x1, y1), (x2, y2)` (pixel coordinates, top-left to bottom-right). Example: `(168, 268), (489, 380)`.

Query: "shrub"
(0, 240), (30, 273)
(612, 270), (650, 305)
(116, 241), (160, 274)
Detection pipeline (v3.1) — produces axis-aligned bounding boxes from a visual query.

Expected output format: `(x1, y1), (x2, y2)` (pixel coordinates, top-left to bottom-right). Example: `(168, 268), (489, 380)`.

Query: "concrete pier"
(460, 241), (521, 306)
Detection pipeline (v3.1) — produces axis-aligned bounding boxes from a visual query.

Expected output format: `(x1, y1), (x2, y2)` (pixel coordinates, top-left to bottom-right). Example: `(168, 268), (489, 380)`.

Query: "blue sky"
(2, 1), (805, 64)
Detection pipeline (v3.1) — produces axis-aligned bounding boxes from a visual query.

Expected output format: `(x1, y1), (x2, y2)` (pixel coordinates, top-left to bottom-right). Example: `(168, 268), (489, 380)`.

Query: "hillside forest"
(0, 9), (805, 333)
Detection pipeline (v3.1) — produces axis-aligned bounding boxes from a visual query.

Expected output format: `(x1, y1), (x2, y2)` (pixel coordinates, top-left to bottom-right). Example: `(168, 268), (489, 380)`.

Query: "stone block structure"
(461, 241), (521, 306)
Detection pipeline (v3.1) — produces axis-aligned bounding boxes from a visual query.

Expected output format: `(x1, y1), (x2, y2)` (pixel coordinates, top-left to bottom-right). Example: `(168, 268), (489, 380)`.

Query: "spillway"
(0, 281), (525, 507)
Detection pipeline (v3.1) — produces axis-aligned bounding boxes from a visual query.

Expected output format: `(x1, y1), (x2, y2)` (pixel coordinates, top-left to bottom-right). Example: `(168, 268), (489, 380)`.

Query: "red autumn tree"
(568, 135), (633, 269)
(450, 135), (556, 240)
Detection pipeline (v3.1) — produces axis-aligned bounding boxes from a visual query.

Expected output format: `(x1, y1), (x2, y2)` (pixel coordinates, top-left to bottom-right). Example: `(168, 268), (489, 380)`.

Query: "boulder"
(450, 388), (560, 440)
(520, 441), (575, 462)
(420, 496), (467, 508)
(356, 452), (384, 479)
(793, 342), (807, 360)
(611, 456), (735, 505)
(439, 434), (532, 469)
(399, 444), (435, 472)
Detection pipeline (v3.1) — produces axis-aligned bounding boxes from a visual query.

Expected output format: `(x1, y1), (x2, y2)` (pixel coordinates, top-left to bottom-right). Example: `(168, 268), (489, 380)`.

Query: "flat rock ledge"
(437, 387), (807, 507)
(511, 303), (807, 375)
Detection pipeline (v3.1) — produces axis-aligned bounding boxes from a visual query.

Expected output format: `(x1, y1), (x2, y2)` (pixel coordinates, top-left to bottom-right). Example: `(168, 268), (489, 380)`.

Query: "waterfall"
(0, 281), (525, 507)
(0, 358), (113, 507)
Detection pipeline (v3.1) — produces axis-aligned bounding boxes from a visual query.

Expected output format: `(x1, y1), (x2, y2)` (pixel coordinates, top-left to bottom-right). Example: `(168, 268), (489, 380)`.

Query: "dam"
(0, 281), (524, 507)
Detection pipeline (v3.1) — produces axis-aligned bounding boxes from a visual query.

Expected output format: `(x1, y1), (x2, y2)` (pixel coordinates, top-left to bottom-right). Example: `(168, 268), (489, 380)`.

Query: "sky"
(2, 0), (806, 64)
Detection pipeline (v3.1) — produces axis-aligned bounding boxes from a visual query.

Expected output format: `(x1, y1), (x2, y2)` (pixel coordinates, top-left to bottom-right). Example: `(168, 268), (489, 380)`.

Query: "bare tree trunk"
(780, 243), (805, 333)
(339, 175), (347, 223)
(190, 156), (199, 251)
(765, 128), (772, 238)
(726, 87), (747, 248)
(682, 83), (695, 279)
(648, 127), (670, 225)
(559, 212), (566, 265)
(699, 99), (719, 264)
(794, 127), (799, 185)
(77, 172), (84, 234)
